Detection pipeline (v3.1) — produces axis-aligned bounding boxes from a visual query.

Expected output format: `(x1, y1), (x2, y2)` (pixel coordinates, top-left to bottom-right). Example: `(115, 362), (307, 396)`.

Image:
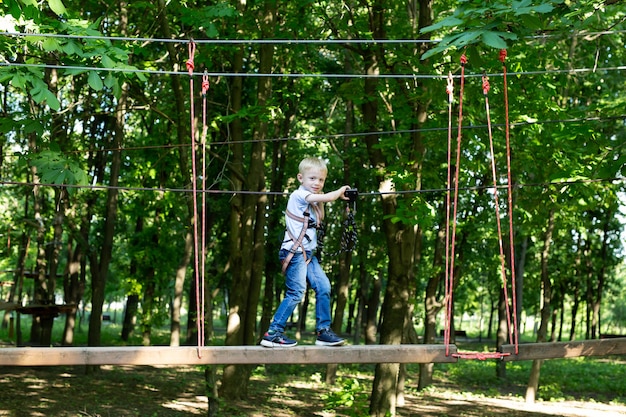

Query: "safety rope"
(444, 71), (454, 356)
(318, 189), (358, 259)
(500, 50), (520, 354)
(444, 53), (466, 356)
(319, 206), (358, 258)
(197, 70), (210, 350)
(482, 72), (515, 349)
(187, 40), (205, 356)
(444, 52), (520, 359)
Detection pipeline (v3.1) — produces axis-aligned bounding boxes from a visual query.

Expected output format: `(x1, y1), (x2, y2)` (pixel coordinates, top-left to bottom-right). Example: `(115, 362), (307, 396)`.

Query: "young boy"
(261, 157), (351, 348)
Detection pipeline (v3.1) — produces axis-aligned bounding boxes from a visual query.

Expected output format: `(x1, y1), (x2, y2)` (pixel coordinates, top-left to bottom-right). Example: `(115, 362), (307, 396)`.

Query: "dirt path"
(0, 365), (624, 417)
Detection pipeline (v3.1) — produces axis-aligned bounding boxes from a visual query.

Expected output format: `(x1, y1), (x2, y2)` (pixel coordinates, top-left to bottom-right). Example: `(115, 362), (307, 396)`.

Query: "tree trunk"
(121, 294), (139, 342)
(221, 0), (274, 400)
(367, 0), (431, 412)
(62, 223), (87, 346)
(364, 267), (381, 345)
(592, 208), (611, 338)
(419, 213), (446, 389)
(525, 208), (555, 403)
(154, 0), (194, 347)
(87, 80), (128, 356)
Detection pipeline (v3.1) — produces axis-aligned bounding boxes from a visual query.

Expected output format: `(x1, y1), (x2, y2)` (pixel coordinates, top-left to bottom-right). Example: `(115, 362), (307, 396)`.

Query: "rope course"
(0, 32), (624, 368)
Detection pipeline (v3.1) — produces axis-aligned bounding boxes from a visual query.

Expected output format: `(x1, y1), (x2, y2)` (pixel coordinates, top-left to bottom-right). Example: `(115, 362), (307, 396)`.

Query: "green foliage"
(420, 0), (560, 59)
(29, 149), (89, 191)
(321, 377), (369, 415)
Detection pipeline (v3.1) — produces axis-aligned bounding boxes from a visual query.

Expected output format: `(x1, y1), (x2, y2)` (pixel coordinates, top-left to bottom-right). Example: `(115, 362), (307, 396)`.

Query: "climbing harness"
(281, 189), (358, 273)
(281, 202), (324, 274)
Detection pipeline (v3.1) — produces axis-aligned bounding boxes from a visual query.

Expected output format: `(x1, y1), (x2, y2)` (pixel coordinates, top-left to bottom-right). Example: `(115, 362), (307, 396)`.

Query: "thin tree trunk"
(87, 93), (127, 358)
(154, 0), (194, 347)
(592, 208), (611, 338)
(525, 208), (555, 403)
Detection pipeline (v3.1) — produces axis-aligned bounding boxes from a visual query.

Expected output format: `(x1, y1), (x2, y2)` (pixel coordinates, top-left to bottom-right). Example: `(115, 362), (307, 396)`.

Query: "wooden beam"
(0, 344), (458, 366)
(501, 337), (626, 361)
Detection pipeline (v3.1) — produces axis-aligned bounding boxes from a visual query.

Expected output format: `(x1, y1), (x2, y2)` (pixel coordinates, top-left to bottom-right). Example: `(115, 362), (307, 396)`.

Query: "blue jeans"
(269, 250), (332, 333)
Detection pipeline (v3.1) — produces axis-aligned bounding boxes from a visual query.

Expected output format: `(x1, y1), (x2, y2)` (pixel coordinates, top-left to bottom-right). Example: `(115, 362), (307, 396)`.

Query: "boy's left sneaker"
(260, 330), (297, 348)
(315, 328), (345, 346)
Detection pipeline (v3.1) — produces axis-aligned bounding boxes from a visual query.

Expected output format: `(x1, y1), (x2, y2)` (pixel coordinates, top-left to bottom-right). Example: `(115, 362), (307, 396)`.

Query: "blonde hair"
(298, 157), (327, 174)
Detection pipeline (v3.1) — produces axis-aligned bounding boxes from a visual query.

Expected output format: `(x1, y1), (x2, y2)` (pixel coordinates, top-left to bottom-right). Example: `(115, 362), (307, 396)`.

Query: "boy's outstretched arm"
(306, 185), (351, 203)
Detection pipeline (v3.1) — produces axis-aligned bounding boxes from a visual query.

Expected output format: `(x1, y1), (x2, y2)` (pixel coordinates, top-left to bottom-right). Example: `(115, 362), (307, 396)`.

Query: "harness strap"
(281, 203), (323, 274)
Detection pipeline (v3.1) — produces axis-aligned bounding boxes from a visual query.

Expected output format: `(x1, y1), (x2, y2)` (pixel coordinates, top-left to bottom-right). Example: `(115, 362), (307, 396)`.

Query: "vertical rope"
(445, 54), (467, 356)
(187, 40), (203, 357)
(482, 72), (514, 346)
(500, 49), (519, 354)
(444, 72), (454, 355)
(199, 71), (210, 349)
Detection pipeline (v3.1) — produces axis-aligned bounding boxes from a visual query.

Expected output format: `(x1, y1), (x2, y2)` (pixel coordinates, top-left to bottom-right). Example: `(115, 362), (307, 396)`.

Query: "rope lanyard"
(444, 54), (467, 356)
(198, 70), (210, 351)
(187, 40), (205, 356)
(318, 189), (358, 259)
(444, 73), (454, 355)
(444, 52), (519, 359)
(482, 71), (515, 349)
(500, 49), (519, 354)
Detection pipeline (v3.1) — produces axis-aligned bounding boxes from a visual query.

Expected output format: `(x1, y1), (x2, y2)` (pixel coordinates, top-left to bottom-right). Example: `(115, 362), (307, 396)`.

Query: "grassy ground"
(0, 319), (625, 416)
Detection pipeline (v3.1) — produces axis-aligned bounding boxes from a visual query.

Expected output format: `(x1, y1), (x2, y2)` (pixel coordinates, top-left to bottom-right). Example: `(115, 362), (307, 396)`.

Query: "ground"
(0, 364), (624, 417)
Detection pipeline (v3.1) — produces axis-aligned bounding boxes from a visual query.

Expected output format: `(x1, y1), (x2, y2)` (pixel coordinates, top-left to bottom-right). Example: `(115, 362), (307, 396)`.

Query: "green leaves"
(420, 0), (558, 59)
(47, 0), (67, 16)
(0, 67), (62, 111)
(88, 70), (104, 91)
(29, 150), (90, 193)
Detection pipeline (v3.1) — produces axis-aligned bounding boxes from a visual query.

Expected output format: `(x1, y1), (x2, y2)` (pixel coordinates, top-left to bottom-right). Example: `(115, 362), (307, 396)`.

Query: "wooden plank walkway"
(500, 337), (626, 361)
(0, 344), (459, 366)
(3, 338), (623, 366)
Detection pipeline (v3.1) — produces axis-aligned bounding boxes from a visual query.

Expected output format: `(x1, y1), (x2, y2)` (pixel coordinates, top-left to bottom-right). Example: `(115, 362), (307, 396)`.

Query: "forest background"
(0, 0), (625, 416)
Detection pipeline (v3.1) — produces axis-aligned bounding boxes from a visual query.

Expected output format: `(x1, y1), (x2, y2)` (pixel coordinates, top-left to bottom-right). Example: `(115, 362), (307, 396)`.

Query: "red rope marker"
(482, 73), (490, 96)
(187, 40), (196, 76)
(202, 71), (210, 96)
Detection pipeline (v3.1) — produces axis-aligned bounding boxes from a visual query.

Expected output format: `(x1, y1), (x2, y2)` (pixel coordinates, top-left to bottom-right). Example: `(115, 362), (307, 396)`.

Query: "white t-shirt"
(280, 186), (321, 252)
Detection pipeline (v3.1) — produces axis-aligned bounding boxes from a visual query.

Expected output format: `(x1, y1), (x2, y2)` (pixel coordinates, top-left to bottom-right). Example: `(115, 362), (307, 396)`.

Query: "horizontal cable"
(4, 114), (626, 154)
(0, 116), (623, 159)
(1, 61), (625, 79)
(2, 30), (625, 44)
(0, 176), (622, 196)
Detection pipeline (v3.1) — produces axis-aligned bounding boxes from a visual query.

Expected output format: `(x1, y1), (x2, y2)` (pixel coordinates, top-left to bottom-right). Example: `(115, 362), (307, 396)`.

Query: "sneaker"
(315, 328), (345, 346)
(260, 330), (297, 348)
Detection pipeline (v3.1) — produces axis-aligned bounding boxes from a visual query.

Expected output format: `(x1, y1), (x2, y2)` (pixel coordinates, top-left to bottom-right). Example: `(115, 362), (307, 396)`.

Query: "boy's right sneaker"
(260, 330), (297, 348)
(315, 328), (345, 346)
